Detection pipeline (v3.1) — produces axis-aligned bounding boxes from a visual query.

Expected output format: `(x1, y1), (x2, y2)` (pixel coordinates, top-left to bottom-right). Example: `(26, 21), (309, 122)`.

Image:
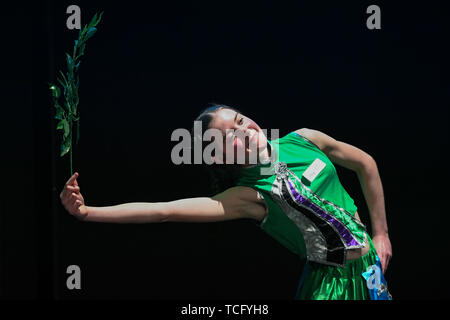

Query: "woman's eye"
(239, 117), (244, 124)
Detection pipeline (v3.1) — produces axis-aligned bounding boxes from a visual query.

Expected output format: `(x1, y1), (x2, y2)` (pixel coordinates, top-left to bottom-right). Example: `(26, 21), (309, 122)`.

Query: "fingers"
(66, 185), (81, 194)
(60, 173), (87, 218)
(61, 173), (81, 200)
(384, 253), (392, 273)
(61, 192), (83, 209)
(380, 253), (391, 273)
(69, 197), (84, 216)
(60, 186), (81, 201)
(65, 172), (79, 187)
(378, 255), (385, 273)
(70, 192), (82, 202)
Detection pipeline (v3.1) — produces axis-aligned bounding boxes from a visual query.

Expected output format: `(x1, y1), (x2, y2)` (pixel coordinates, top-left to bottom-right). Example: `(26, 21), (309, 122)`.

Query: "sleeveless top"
(236, 132), (367, 267)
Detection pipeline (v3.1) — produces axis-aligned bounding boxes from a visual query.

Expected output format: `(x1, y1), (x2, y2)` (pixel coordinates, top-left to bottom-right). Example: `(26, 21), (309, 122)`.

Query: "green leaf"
(55, 107), (65, 120)
(56, 119), (70, 138)
(96, 12), (104, 25)
(66, 53), (74, 73)
(56, 119), (64, 130)
(54, 102), (65, 112)
(63, 119), (70, 138)
(56, 77), (66, 91)
(78, 43), (86, 57)
(60, 140), (71, 157)
(59, 70), (68, 86)
(53, 101), (61, 110)
(90, 13), (98, 26)
(49, 83), (61, 99)
(64, 101), (72, 114)
(80, 24), (88, 38)
(85, 27), (97, 40)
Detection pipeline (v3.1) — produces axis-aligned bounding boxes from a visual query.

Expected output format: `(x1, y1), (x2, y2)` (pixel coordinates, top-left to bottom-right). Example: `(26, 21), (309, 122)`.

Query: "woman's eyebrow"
(234, 112), (239, 123)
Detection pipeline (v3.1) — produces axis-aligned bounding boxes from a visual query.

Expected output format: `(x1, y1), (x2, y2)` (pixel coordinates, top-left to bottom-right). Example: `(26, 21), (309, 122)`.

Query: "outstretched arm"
(295, 128), (392, 273)
(60, 173), (265, 224)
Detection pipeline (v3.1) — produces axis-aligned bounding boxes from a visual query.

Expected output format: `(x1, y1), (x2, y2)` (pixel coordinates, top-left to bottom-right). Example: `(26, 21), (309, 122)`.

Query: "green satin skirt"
(296, 235), (378, 300)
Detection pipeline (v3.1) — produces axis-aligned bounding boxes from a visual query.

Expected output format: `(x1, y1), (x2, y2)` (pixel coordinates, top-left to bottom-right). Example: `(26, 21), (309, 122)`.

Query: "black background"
(2, 0), (448, 301)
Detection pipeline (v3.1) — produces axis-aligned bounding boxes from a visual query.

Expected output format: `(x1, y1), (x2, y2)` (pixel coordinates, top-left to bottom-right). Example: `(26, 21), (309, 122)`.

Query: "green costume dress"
(236, 132), (391, 300)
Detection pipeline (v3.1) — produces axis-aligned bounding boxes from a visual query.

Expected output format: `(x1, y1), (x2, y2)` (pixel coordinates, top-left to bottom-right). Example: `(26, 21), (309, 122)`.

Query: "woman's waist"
(346, 211), (371, 261)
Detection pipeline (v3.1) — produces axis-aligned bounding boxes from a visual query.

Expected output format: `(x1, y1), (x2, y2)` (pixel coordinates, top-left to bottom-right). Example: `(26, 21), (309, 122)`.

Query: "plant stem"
(70, 124), (73, 176)
(70, 149), (73, 176)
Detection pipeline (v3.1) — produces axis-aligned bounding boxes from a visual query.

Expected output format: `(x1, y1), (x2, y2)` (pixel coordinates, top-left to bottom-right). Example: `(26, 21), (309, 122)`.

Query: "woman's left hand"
(372, 233), (392, 273)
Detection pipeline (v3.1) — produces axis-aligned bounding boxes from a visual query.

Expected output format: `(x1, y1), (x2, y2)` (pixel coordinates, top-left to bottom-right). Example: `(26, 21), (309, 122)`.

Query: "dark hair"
(191, 104), (243, 195)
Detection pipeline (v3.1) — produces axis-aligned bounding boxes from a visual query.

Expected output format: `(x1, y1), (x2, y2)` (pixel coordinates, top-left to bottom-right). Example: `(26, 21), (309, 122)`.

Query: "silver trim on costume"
(271, 175), (329, 263)
(269, 161), (367, 267)
(287, 162), (367, 231)
(286, 177), (366, 250)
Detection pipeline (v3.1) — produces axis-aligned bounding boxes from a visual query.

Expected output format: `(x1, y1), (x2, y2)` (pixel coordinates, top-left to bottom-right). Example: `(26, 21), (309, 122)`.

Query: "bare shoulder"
(213, 186), (268, 222)
(294, 128), (326, 142)
(294, 128), (337, 151)
(294, 127), (316, 137)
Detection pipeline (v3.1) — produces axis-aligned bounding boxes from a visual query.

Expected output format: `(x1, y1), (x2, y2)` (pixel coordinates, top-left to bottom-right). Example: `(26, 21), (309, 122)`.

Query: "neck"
(242, 143), (273, 168)
(259, 143), (272, 164)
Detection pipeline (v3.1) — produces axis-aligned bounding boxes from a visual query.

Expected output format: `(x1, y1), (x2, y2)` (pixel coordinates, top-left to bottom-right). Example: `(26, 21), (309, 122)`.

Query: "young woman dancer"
(60, 105), (392, 300)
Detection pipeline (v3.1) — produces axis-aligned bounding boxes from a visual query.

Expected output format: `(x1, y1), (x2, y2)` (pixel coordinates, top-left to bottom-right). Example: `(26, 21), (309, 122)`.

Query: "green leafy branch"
(49, 11), (103, 175)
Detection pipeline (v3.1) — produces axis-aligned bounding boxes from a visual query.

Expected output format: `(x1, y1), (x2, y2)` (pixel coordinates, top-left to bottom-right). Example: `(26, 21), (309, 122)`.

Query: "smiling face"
(208, 108), (269, 165)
